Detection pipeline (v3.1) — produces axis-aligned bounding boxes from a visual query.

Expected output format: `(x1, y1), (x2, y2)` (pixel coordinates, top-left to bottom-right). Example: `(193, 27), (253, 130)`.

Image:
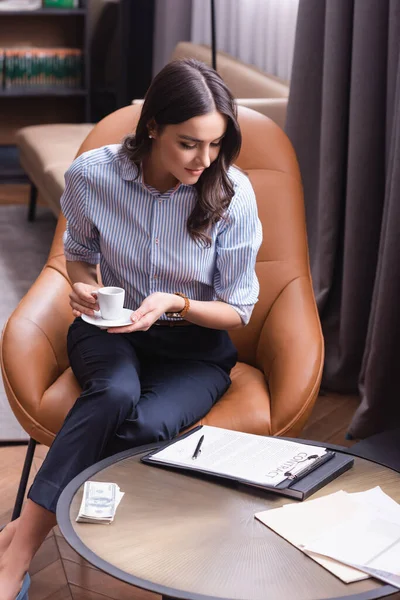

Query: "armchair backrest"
(51, 104), (313, 371)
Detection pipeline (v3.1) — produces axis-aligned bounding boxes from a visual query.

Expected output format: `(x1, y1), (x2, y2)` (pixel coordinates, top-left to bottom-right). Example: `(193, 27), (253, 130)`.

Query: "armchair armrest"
(257, 275), (324, 436)
(235, 98), (288, 130)
(1, 262), (73, 440)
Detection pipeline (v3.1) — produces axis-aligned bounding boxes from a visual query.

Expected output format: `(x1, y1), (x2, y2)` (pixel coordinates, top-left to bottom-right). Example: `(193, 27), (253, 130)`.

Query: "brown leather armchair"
(1, 105), (324, 518)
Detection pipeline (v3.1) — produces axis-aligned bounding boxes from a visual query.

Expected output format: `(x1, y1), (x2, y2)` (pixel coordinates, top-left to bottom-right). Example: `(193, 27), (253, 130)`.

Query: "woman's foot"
(0, 558), (27, 600)
(0, 519), (19, 558)
(0, 500), (56, 598)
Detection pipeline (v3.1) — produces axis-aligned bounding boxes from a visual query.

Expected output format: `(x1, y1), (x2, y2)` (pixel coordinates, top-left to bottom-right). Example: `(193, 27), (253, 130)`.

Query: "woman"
(0, 58), (262, 599)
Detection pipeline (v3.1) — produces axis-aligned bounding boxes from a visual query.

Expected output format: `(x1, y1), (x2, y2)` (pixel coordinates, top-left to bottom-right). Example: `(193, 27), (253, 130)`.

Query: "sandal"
(16, 573), (31, 600)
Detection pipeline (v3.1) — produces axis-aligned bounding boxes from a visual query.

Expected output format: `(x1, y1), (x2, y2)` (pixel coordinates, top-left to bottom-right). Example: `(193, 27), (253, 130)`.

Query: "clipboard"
(141, 426), (354, 500)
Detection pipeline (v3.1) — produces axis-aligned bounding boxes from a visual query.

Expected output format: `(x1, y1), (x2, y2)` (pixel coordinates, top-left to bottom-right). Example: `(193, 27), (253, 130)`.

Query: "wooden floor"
(0, 186), (373, 598)
(0, 184), (31, 206)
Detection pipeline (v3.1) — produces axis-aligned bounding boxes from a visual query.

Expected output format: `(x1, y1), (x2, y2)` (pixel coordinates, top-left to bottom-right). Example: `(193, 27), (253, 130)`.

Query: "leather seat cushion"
(35, 362), (271, 445)
(198, 361), (271, 435)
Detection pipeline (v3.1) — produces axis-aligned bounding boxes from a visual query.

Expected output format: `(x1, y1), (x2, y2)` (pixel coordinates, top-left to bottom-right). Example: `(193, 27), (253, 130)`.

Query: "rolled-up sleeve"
(214, 176), (262, 325)
(60, 156), (100, 264)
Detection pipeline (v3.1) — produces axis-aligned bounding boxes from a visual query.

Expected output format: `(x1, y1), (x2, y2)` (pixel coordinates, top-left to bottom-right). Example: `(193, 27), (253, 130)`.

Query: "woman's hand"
(107, 292), (185, 333)
(69, 282), (101, 317)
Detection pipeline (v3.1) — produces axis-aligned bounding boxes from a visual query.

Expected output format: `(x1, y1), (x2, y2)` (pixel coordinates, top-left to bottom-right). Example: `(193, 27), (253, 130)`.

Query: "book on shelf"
(43, 0), (79, 7)
(0, 51), (3, 88)
(0, 0), (41, 10)
(0, 48), (82, 89)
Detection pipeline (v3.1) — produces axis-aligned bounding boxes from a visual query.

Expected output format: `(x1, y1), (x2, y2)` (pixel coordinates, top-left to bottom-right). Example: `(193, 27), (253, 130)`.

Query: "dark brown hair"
(122, 58), (241, 246)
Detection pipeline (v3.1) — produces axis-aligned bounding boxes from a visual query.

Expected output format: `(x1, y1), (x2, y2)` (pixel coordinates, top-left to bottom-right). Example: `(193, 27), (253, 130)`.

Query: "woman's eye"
(180, 141), (222, 150)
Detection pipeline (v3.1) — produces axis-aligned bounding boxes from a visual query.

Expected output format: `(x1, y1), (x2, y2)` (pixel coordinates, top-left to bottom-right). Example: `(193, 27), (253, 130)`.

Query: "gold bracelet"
(165, 292), (190, 319)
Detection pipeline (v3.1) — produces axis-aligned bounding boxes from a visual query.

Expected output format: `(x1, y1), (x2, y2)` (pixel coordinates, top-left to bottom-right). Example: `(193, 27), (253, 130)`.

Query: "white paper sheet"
(255, 491), (369, 582)
(304, 503), (400, 574)
(255, 487), (400, 583)
(349, 486), (400, 525)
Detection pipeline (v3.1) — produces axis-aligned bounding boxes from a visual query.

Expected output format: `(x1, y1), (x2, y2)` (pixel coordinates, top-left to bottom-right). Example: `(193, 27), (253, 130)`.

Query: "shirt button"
(154, 274), (158, 279)
(155, 238), (159, 244)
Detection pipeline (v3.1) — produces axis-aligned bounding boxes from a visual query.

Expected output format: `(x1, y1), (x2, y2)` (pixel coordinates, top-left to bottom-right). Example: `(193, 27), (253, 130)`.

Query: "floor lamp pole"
(210, 0), (217, 70)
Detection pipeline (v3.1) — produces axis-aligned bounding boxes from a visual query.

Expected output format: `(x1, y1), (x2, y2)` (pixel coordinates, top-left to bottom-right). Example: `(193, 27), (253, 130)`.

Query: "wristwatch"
(165, 292), (190, 319)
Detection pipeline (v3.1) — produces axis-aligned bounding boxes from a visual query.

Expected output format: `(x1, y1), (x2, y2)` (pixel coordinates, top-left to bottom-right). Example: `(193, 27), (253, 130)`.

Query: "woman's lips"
(185, 168), (204, 175)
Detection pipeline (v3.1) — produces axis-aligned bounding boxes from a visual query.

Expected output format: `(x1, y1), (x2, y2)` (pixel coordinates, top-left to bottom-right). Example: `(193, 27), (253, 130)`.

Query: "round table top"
(57, 442), (400, 600)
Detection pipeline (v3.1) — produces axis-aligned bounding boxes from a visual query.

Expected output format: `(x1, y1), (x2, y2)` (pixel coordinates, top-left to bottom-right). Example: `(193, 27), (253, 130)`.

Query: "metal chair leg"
(27, 184), (37, 222)
(11, 438), (37, 520)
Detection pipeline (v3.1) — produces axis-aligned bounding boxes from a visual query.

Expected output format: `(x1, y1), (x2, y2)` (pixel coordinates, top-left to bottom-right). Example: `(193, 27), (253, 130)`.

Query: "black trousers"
(28, 318), (237, 513)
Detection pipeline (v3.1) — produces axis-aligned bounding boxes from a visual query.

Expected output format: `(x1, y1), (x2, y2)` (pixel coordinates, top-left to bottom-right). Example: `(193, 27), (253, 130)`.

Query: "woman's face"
(150, 110), (227, 185)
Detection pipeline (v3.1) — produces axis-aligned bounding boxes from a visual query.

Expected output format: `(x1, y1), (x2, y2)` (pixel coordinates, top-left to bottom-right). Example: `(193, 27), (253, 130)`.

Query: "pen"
(284, 452), (334, 481)
(283, 455), (319, 479)
(192, 435), (204, 459)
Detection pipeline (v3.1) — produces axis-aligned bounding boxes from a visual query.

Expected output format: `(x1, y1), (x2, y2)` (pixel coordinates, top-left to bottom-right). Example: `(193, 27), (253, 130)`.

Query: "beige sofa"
(18, 124), (94, 218)
(171, 42), (289, 127)
(16, 42), (289, 219)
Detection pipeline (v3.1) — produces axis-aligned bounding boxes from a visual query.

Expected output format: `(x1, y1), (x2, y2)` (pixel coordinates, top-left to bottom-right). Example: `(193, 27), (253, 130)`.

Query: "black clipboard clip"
(276, 451), (336, 489)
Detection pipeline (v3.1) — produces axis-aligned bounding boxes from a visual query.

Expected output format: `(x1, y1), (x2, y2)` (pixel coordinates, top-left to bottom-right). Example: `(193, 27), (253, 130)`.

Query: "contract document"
(141, 426), (353, 500)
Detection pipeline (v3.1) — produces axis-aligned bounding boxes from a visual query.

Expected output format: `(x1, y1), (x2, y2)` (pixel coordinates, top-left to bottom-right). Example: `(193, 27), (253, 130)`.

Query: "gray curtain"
(152, 0), (192, 76)
(286, 0), (400, 438)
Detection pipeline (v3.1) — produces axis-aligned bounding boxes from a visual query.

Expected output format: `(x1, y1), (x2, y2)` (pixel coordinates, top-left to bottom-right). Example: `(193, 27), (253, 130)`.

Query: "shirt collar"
(117, 149), (140, 182)
(117, 148), (190, 198)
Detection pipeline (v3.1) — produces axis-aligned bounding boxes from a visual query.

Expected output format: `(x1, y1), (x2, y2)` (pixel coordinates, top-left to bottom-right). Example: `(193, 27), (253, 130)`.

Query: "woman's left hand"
(107, 292), (184, 333)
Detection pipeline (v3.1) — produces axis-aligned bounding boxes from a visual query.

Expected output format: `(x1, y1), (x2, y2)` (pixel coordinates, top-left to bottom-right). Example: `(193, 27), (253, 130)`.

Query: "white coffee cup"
(96, 287), (125, 320)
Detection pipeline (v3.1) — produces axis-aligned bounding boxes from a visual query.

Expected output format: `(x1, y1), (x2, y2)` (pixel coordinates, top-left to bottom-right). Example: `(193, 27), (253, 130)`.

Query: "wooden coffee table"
(57, 441), (400, 600)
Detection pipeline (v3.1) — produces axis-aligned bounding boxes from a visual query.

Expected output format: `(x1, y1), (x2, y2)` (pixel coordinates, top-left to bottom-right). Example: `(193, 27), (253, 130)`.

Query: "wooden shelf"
(0, 2), (90, 181)
(0, 9), (86, 16)
(0, 87), (88, 97)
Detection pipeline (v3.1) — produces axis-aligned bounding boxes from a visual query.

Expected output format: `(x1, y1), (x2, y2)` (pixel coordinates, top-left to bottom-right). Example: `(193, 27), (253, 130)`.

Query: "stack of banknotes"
(76, 481), (124, 524)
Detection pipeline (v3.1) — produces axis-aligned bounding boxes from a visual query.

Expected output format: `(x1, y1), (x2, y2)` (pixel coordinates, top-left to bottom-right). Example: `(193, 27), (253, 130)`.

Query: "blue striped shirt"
(61, 144), (262, 324)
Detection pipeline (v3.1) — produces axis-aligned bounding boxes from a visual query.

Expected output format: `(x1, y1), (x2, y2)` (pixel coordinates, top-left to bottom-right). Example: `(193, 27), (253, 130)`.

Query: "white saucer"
(82, 308), (133, 329)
